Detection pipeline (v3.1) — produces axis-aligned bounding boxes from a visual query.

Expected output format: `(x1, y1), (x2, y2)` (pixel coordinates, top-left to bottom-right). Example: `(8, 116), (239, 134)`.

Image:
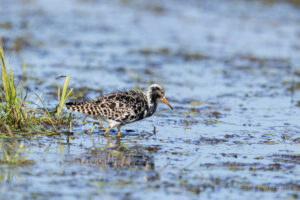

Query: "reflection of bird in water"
(66, 84), (173, 136)
(72, 137), (156, 170)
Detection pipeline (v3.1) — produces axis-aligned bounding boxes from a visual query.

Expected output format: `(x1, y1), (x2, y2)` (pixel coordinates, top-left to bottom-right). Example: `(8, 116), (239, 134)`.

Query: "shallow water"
(1, 0), (300, 199)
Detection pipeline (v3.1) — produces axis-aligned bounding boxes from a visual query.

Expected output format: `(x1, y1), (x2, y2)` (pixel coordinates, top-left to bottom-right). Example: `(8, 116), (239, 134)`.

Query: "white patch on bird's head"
(147, 84), (164, 91)
(146, 84), (165, 101)
(144, 84), (166, 116)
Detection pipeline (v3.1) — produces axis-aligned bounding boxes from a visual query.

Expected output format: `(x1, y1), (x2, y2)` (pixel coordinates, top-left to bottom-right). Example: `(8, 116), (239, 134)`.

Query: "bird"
(66, 84), (173, 136)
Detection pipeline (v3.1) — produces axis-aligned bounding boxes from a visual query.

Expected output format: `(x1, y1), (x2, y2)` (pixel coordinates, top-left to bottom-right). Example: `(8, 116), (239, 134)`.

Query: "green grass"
(0, 43), (27, 129)
(0, 42), (73, 135)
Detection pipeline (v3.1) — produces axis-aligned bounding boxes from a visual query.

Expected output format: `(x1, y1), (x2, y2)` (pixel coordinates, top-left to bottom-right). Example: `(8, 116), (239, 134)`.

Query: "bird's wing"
(91, 91), (147, 121)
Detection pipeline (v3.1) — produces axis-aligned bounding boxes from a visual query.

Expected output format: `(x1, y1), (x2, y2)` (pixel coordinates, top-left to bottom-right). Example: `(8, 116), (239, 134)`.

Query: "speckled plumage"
(66, 84), (173, 136)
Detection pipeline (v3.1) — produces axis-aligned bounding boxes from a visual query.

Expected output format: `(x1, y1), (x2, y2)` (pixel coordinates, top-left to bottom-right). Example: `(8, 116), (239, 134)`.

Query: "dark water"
(1, 0), (300, 199)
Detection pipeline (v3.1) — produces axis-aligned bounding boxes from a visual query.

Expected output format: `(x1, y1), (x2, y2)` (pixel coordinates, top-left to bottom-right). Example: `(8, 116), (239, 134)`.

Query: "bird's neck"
(145, 90), (158, 116)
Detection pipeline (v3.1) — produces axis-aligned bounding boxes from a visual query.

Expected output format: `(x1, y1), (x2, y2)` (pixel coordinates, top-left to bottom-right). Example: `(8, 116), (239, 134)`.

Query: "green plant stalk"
(90, 124), (95, 134)
(57, 76), (73, 119)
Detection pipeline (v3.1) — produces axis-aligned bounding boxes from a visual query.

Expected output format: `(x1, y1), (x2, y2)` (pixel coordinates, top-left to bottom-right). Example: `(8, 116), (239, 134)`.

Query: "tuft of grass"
(0, 42), (73, 135)
(0, 43), (27, 129)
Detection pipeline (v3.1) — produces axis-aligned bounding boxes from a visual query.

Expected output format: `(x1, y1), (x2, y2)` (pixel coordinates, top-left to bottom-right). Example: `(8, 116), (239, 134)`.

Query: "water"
(1, 0), (300, 199)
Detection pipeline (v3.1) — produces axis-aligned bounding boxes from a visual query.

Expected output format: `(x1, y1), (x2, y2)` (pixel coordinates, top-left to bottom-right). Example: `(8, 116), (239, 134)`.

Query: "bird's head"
(146, 84), (173, 110)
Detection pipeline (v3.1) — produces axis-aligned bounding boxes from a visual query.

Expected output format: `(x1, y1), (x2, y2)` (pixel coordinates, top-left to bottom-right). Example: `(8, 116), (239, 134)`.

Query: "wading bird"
(66, 84), (173, 136)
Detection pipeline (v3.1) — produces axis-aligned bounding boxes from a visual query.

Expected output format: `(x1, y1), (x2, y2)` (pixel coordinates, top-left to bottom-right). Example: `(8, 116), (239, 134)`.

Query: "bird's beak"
(162, 97), (173, 110)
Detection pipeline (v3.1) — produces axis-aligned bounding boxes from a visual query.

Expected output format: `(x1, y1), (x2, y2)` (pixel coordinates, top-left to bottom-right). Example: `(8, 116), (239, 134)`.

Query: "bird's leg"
(117, 126), (121, 137)
(103, 129), (111, 136)
(99, 121), (103, 129)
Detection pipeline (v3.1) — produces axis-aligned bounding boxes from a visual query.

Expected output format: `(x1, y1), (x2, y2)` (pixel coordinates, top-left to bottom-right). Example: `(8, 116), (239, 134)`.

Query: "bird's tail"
(65, 101), (96, 115)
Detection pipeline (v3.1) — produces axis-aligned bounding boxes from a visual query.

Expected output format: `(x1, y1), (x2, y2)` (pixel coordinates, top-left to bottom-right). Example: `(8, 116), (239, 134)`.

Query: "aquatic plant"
(0, 43), (27, 129)
(0, 43), (73, 134)
(0, 139), (34, 165)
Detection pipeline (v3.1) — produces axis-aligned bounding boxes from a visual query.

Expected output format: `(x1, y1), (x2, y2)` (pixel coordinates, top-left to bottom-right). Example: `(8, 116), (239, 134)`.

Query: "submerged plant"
(0, 139), (34, 165)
